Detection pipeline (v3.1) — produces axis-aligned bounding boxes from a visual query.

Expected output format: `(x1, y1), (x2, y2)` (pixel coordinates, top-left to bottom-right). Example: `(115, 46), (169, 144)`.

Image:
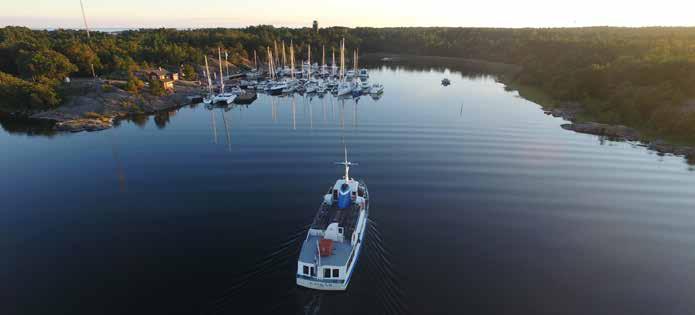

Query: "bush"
(148, 78), (165, 96)
(0, 71), (59, 111)
(125, 74), (144, 94)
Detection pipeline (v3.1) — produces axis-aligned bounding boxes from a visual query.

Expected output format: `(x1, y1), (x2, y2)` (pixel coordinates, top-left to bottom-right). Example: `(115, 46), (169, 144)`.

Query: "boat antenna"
(335, 144), (357, 182)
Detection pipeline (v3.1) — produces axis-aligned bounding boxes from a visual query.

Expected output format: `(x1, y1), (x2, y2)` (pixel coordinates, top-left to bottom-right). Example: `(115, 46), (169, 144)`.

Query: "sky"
(2, 0), (695, 29)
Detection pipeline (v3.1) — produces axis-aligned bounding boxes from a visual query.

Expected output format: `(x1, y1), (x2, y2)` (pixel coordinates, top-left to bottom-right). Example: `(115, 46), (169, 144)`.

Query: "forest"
(2, 25), (695, 141)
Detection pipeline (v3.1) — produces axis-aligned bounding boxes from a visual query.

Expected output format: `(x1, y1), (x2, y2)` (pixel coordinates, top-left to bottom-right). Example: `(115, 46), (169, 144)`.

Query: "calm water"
(3, 65), (695, 315)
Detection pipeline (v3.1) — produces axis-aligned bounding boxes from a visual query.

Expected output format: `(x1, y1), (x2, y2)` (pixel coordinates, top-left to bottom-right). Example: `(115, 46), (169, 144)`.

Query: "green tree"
(0, 71), (59, 110)
(181, 64), (197, 81)
(148, 78), (165, 96)
(59, 41), (101, 77)
(125, 73), (144, 94)
(16, 49), (77, 83)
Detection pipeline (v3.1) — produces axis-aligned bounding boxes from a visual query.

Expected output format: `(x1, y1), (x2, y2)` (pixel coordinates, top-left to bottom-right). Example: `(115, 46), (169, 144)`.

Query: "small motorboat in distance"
(369, 83), (384, 94)
(441, 78), (451, 86)
(297, 147), (369, 291)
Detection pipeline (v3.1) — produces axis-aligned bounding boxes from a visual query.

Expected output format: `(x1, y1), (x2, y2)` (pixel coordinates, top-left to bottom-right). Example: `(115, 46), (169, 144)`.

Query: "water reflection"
(0, 112), (57, 137)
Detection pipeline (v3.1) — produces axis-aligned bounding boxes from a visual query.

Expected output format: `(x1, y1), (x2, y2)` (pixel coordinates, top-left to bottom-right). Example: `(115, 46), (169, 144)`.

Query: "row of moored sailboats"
(203, 38), (384, 105)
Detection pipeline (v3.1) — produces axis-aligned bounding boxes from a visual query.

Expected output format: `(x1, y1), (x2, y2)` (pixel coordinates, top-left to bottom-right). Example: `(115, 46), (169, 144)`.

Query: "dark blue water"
(3, 65), (695, 315)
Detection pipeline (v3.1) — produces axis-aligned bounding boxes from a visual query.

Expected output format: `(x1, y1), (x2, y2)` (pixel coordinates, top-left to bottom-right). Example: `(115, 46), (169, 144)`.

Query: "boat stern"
(296, 274), (348, 291)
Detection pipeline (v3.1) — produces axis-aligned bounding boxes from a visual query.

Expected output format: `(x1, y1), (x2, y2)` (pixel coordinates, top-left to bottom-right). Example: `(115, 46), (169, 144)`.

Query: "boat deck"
(311, 202), (360, 241)
(299, 235), (353, 266)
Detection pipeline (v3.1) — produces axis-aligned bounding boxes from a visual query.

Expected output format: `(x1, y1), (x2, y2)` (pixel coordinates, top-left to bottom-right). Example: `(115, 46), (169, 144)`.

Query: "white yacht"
(213, 93), (236, 105)
(337, 81), (353, 96)
(269, 82), (287, 95)
(296, 148), (369, 291)
(360, 81), (370, 91)
(358, 69), (369, 78)
(369, 83), (384, 94)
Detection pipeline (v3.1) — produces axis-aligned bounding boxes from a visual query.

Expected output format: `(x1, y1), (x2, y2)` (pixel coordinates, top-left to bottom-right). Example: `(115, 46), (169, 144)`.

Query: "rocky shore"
(29, 79), (202, 132)
(544, 102), (695, 161)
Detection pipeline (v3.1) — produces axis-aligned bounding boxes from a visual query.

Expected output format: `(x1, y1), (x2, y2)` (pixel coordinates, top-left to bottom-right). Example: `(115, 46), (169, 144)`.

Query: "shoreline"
(367, 53), (695, 163)
(25, 79), (204, 133)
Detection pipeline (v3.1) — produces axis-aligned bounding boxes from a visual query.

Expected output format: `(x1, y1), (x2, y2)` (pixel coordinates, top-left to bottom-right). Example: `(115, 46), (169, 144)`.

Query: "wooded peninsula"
(2, 25), (695, 145)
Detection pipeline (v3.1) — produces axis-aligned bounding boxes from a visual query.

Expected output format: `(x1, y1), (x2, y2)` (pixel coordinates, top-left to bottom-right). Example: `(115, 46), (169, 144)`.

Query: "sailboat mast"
(79, 0), (90, 39)
(253, 50), (258, 70)
(218, 47), (224, 92)
(322, 45), (325, 66)
(290, 41), (295, 79)
(282, 41), (287, 68)
(204, 55), (212, 94)
(274, 40), (279, 68)
(224, 50), (229, 77)
(307, 44), (311, 76)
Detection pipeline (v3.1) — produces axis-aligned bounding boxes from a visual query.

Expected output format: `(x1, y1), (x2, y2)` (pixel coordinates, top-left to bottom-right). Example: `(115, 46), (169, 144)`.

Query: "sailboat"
(212, 47), (236, 105)
(338, 39), (353, 96)
(296, 146), (369, 291)
(203, 55), (213, 104)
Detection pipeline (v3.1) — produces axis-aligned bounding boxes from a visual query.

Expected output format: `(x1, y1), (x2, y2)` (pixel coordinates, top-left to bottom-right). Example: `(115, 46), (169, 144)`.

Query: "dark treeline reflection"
(0, 112), (57, 137)
(154, 110), (176, 129)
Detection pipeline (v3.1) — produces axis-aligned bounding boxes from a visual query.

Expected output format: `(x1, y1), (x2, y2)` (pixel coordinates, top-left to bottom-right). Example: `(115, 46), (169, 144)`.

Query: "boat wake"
(360, 218), (409, 315)
(202, 225), (308, 314)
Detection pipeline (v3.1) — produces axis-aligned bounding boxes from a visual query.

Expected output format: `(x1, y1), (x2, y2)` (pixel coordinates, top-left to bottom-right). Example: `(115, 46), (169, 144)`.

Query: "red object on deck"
(319, 239), (333, 257)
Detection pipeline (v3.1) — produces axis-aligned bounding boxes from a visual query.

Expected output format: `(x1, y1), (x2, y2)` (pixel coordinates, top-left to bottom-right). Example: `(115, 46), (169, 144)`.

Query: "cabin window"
(333, 269), (339, 278)
(324, 268), (331, 278)
(310, 267), (315, 277)
(338, 227), (344, 234)
(303, 265), (309, 275)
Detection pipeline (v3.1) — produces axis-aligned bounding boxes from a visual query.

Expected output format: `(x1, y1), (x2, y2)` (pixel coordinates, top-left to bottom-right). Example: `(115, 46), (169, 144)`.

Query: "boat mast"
(332, 48), (336, 75)
(282, 41), (287, 68)
(218, 47), (224, 92)
(224, 50), (230, 78)
(340, 38), (345, 80)
(274, 40), (279, 68)
(79, 0), (90, 39)
(79, 0), (96, 79)
(307, 44), (311, 77)
(267, 47), (275, 80)
(204, 55), (213, 95)
(290, 41), (295, 79)
(253, 49), (258, 70)
(322, 45), (326, 67)
(335, 145), (356, 182)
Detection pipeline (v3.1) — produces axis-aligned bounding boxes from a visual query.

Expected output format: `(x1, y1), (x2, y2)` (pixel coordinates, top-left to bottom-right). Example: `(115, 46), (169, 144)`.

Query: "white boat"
(351, 82), (362, 93)
(269, 82), (287, 95)
(346, 70), (355, 78)
(360, 81), (370, 91)
(213, 93), (236, 104)
(369, 83), (384, 94)
(305, 84), (318, 94)
(337, 81), (353, 96)
(358, 69), (369, 78)
(296, 147), (369, 291)
(245, 69), (259, 79)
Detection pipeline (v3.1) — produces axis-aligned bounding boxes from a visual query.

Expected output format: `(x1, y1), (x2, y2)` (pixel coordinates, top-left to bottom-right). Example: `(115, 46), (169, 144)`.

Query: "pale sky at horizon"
(2, 0), (695, 29)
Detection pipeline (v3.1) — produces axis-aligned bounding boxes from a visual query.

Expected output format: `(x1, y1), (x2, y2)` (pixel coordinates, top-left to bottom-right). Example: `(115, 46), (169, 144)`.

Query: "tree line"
(2, 25), (695, 140)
